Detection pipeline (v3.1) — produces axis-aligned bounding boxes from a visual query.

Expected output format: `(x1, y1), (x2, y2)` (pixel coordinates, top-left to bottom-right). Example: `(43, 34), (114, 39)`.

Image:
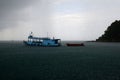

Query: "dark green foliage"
(96, 20), (120, 42)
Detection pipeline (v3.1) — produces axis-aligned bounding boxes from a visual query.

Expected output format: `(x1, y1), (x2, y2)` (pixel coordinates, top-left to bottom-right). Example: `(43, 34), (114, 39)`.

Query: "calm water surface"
(0, 41), (120, 80)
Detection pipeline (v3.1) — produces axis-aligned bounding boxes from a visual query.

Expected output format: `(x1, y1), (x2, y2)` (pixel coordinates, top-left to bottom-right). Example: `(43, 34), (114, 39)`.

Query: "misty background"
(0, 0), (120, 41)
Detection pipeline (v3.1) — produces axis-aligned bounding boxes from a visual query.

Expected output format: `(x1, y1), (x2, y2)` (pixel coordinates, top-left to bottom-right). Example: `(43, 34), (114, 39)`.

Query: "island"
(96, 20), (120, 42)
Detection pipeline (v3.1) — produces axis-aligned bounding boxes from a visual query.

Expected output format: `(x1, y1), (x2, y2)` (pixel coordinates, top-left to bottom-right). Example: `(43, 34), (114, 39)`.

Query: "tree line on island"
(96, 20), (120, 42)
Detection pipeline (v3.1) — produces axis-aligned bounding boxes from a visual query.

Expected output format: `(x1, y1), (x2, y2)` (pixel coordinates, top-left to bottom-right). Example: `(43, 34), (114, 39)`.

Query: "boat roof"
(28, 36), (50, 39)
(28, 36), (60, 40)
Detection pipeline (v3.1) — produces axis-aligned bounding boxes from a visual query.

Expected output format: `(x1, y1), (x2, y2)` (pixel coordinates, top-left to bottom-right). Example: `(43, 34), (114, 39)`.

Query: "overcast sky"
(0, 0), (120, 40)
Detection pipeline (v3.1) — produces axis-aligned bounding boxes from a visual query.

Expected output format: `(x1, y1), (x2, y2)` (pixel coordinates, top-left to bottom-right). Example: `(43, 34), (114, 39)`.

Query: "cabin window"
(48, 43), (50, 45)
(55, 40), (58, 44)
(40, 40), (43, 42)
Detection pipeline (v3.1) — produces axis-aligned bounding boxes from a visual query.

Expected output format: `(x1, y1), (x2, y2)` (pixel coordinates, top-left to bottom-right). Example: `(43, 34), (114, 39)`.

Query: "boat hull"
(23, 41), (61, 47)
(66, 43), (85, 46)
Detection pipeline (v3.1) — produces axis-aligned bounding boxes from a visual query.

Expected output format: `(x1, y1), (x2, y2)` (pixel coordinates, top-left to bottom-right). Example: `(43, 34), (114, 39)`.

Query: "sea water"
(0, 41), (120, 80)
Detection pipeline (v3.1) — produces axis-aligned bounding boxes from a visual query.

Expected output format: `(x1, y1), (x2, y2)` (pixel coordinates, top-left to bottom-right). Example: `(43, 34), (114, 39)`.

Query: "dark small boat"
(66, 43), (85, 46)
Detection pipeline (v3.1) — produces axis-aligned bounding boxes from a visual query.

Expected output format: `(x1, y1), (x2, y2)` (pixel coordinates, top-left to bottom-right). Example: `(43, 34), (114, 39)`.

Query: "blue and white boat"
(23, 32), (61, 47)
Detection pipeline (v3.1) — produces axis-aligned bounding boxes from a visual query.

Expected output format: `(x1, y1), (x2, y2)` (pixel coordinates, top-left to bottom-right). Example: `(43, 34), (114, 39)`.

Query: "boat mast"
(30, 32), (33, 36)
(47, 32), (48, 38)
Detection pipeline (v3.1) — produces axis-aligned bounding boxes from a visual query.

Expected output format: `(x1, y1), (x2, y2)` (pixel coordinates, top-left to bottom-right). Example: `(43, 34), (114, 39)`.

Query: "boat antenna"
(30, 32), (33, 36)
(47, 32), (48, 38)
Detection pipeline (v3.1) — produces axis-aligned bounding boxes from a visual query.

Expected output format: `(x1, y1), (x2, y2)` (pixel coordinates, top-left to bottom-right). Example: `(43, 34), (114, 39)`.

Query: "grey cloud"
(0, 0), (40, 10)
(0, 0), (40, 30)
